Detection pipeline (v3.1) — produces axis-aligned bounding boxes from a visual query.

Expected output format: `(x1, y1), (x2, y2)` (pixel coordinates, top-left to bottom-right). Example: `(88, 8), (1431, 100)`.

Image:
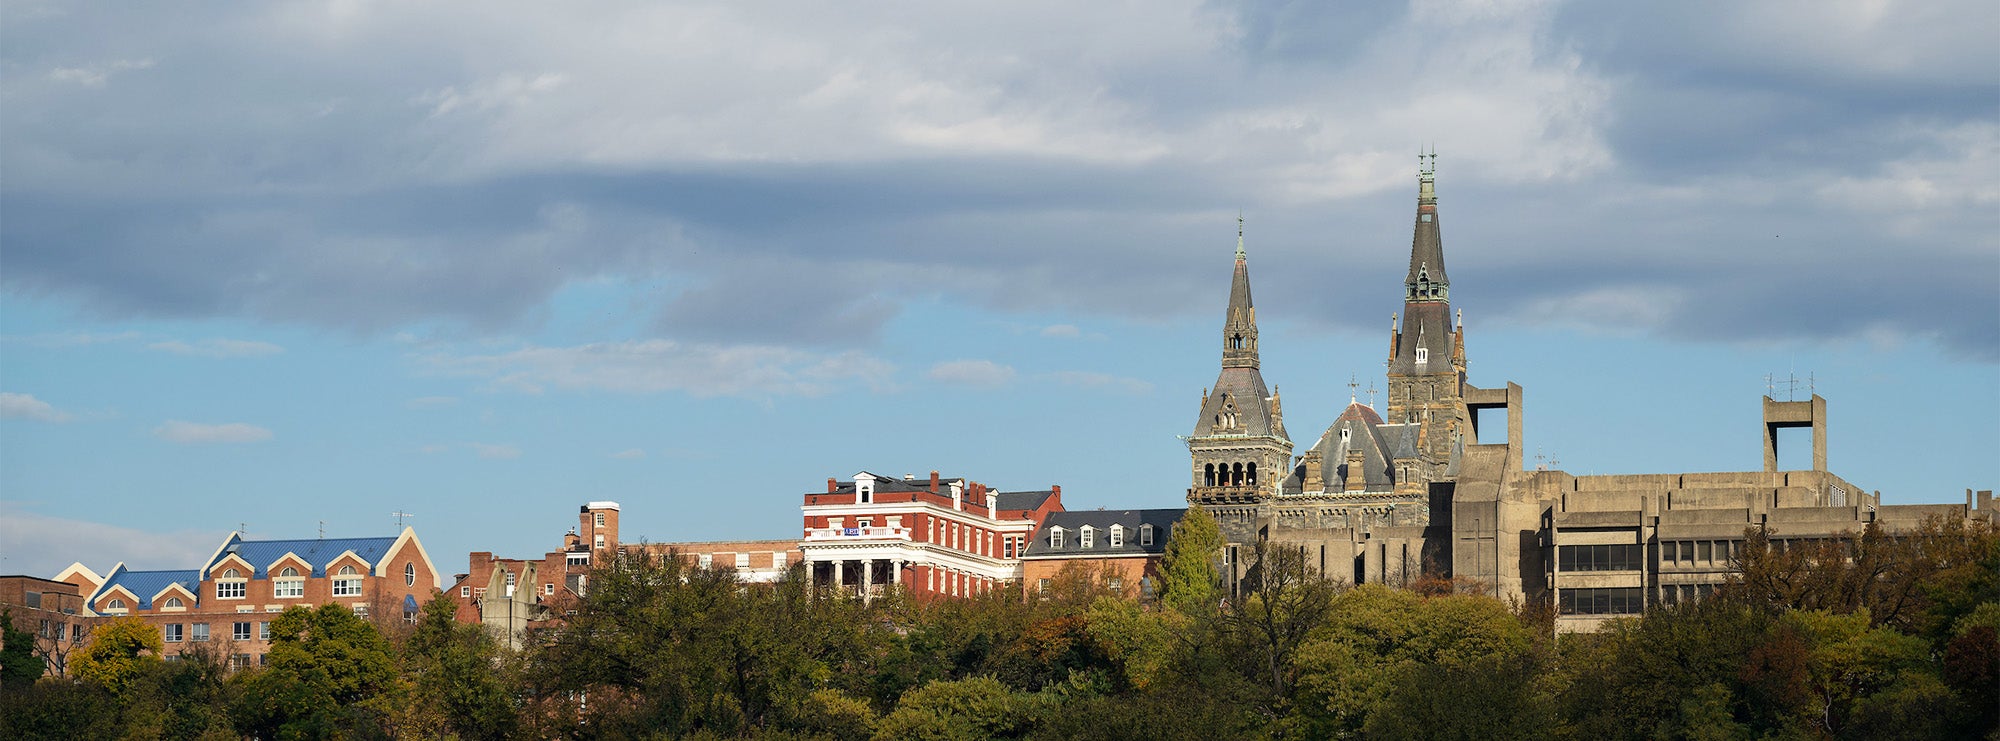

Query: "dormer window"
(1140, 524), (1155, 546)
(108, 598), (126, 612)
(1049, 527), (1065, 548)
(1340, 426), (1351, 444)
(1415, 347), (1429, 364)
(164, 597), (183, 609)
(1110, 525), (1124, 548)
(1080, 527), (1095, 548)
(858, 480), (874, 504)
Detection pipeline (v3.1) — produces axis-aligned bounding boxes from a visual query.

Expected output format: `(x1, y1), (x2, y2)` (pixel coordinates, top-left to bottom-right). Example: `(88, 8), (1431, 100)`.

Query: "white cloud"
(152, 420), (273, 444)
(1044, 370), (1154, 395)
(47, 58), (154, 88)
(1040, 324), (1082, 338)
(0, 503), (222, 578)
(609, 448), (646, 459)
(147, 338), (285, 358)
(470, 442), (521, 459)
(926, 359), (1017, 388)
(421, 340), (896, 398)
(404, 395), (461, 409)
(0, 392), (73, 422)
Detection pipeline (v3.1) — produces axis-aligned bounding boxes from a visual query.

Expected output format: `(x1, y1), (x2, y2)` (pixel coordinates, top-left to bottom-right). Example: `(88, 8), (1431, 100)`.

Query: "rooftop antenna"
(238, 522), (248, 536)
(318, 520), (326, 540)
(392, 510), (413, 530)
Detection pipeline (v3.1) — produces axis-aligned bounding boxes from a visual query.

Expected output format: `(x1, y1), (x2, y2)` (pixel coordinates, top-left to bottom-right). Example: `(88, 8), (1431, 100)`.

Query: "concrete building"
(1018, 508), (1185, 601)
(54, 528), (440, 666)
(1187, 157), (1997, 629)
(800, 471), (1064, 599)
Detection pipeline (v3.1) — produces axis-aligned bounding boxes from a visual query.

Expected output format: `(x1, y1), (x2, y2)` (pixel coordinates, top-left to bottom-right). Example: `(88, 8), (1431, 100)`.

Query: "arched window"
(338, 565), (356, 576)
(1204, 464), (1216, 486)
(1247, 462), (1257, 485)
(404, 562), (416, 586)
(280, 567), (298, 577)
(108, 598), (126, 611)
(223, 568), (240, 579)
(164, 597), (182, 609)
(1232, 462), (1244, 486)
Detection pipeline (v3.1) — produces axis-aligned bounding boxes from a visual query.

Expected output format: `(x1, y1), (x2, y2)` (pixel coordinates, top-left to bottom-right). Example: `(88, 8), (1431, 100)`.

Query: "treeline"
(2, 510), (1994, 740)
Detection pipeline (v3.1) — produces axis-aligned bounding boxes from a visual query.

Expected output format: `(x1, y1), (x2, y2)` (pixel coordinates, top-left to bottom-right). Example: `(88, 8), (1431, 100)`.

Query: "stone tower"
(1385, 155), (1470, 482)
(1188, 218), (1293, 533)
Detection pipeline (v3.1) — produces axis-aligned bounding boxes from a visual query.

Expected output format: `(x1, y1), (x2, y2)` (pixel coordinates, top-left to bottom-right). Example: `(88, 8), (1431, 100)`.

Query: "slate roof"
(824, 472), (964, 496)
(215, 536), (401, 578)
(98, 568), (200, 610)
(1020, 509), (1185, 558)
(1289, 403), (1423, 493)
(996, 490), (1056, 511)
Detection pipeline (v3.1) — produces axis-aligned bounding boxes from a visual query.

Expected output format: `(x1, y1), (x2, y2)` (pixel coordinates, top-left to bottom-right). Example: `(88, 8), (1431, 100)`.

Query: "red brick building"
(1018, 508), (1186, 601)
(58, 528), (440, 667)
(0, 574), (98, 677)
(800, 471), (1065, 599)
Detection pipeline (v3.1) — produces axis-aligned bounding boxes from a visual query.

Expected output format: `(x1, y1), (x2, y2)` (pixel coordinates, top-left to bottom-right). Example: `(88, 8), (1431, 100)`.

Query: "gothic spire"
(1405, 152), (1449, 303)
(1223, 215), (1259, 369)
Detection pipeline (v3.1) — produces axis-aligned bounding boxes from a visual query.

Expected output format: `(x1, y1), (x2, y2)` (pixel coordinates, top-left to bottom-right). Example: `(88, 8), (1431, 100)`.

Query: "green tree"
(1158, 506), (1223, 616)
(0, 608), (45, 688)
(232, 603), (399, 738)
(71, 615), (161, 693)
(870, 677), (1045, 741)
(400, 594), (515, 740)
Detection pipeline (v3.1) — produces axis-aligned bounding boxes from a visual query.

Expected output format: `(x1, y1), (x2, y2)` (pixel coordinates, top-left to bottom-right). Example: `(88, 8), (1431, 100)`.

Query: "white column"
(861, 558), (873, 596)
(834, 560), (844, 590)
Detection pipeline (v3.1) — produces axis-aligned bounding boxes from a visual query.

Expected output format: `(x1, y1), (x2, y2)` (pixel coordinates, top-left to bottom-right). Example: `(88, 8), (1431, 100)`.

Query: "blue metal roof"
(100, 568), (201, 611)
(219, 536), (400, 578)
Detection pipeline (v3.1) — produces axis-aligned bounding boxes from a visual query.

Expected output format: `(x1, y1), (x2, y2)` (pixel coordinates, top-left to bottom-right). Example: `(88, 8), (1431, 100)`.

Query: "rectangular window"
(735, 553), (750, 569)
(233, 622), (252, 641)
(1037, 578), (1051, 594)
(1107, 577), (1123, 592)
(274, 580), (304, 598)
(164, 624), (184, 643)
(265, 606), (282, 613)
(566, 552), (590, 565)
(698, 554), (713, 567)
(352, 605), (368, 618)
(1110, 528), (1123, 548)
(1697, 541), (1713, 563)
(259, 653), (269, 666)
(217, 581), (246, 599)
(460, 585), (470, 598)
(545, 583), (554, 595)
(191, 623), (209, 642)
(1557, 587), (1645, 615)
(1141, 526), (1154, 547)
(72, 624), (82, 641)
(594, 512), (605, 527)
(333, 578), (362, 597)
(1081, 529), (1094, 548)
(1050, 529), (1064, 548)
(1557, 544), (1643, 572)
(232, 654), (250, 669)
(259, 622), (271, 641)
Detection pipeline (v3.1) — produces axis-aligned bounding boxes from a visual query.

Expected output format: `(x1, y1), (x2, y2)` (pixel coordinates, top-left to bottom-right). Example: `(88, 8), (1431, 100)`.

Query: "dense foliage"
(2, 516), (1994, 739)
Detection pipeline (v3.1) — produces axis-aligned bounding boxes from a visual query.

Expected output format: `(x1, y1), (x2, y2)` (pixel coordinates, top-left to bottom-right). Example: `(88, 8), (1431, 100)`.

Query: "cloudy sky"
(3, 0), (1995, 578)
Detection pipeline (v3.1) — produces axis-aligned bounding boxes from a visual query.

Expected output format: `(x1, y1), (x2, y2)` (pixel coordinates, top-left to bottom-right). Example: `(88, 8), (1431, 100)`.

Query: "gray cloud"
(2, 0), (1991, 359)
(0, 392), (72, 422)
(151, 420), (273, 444)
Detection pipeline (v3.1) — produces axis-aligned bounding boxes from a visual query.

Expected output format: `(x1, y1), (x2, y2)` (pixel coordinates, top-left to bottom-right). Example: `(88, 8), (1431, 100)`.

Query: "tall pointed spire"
(1405, 151), (1448, 303)
(1223, 215), (1258, 369)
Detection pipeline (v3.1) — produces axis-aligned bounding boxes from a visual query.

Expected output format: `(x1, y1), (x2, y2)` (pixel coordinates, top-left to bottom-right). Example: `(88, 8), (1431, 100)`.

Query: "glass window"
(1081, 527), (1094, 548)
(404, 562), (416, 586)
(1697, 541), (1713, 563)
(1037, 578), (1051, 594)
(164, 597), (183, 609)
(1558, 587), (1645, 615)
(192, 623), (210, 642)
(259, 622), (270, 641)
(233, 622), (252, 641)
(333, 577), (362, 597)
(1110, 525), (1124, 548)
(280, 567), (298, 577)
(218, 581), (245, 599)
(164, 624), (183, 643)
(1140, 525), (1154, 546)
(595, 512), (605, 527)
(1107, 577), (1123, 592)
(1049, 528), (1064, 548)
(353, 605), (368, 618)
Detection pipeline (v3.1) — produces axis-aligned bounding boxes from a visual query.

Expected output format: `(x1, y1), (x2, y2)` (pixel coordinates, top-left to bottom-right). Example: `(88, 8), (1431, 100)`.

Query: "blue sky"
(3, 0), (1995, 579)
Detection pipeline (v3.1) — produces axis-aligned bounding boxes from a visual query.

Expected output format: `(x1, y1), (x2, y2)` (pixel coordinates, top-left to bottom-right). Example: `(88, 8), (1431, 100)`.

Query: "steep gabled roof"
(221, 536), (400, 578)
(97, 567), (200, 611)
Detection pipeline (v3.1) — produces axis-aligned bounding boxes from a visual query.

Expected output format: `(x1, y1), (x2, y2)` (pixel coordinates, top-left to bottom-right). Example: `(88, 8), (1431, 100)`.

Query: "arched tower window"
(1204, 464), (1216, 486)
(1232, 462), (1244, 486)
(1247, 462), (1258, 485)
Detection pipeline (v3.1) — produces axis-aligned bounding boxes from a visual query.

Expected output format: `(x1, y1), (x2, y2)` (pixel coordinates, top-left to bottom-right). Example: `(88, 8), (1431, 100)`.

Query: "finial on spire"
(1235, 211), (1245, 260)
(1347, 374), (1359, 404)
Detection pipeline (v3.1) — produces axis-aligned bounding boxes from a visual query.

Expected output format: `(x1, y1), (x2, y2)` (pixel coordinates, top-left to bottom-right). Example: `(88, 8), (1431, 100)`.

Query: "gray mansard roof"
(1287, 403), (1420, 493)
(1020, 509), (1185, 558)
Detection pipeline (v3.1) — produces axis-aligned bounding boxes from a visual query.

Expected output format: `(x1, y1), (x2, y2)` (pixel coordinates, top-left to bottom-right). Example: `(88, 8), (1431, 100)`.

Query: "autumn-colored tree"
(70, 616), (161, 693)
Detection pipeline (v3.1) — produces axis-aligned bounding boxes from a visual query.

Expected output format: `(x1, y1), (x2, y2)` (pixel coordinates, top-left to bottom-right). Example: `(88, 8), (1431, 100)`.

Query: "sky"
(2, 0), (1995, 580)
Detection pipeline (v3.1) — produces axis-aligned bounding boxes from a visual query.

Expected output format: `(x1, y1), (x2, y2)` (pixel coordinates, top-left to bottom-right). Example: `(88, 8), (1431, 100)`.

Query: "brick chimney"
(1344, 448), (1367, 492)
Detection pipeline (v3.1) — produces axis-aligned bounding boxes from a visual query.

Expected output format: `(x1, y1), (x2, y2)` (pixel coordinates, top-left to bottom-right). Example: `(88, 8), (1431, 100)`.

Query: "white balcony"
(802, 526), (912, 542)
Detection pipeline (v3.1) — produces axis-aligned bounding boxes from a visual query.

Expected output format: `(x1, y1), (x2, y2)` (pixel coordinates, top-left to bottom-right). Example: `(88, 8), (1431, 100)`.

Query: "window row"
(1202, 462), (1258, 487)
(1557, 544), (1644, 572)
(1046, 523), (1158, 549)
(162, 621), (273, 643)
(1558, 587), (1644, 615)
(1659, 583), (1717, 605)
(1661, 539), (1739, 567)
(203, 564), (379, 601)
